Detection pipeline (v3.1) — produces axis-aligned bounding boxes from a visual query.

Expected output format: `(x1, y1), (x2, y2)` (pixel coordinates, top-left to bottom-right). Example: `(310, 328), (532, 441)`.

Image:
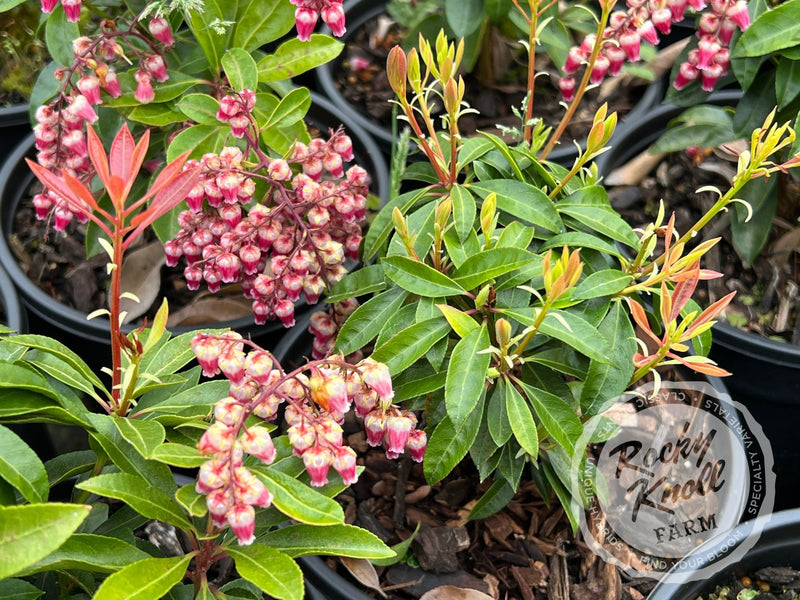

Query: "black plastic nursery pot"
(0, 103), (32, 165)
(595, 89), (800, 511)
(315, 0), (667, 163)
(647, 508), (800, 600)
(0, 93), (388, 373)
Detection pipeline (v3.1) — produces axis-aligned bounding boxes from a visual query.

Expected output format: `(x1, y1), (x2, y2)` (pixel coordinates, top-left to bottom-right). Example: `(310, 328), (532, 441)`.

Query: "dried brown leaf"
(166, 295), (253, 327)
(604, 149), (666, 187)
(340, 557), (386, 598)
(419, 585), (495, 600)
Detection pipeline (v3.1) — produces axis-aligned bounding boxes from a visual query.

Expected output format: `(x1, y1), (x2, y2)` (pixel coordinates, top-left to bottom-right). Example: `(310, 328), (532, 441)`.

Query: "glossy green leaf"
(519, 383), (582, 455)
(450, 184), (476, 243)
(457, 137), (495, 170)
(18, 533), (149, 574)
(126, 103), (186, 126)
(265, 87), (311, 129)
(45, 5), (79, 66)
(93, 555), (193, 600)
(334, 287), (409, 356)
(443, 226), (481, 269)
(45, 450), (96, 488)
(445, 325), (490, 427)
(557, 205), (638, 248)
(382, 256), (467, 297)
(580, 302), (636, 415)
(391, 362), (447, 402)
(470, 180), (562, 233)
(0, 578), (42, 600)
(76, 472), (192, 530)
(326, 264), (387, 303)
(259, 524), (393, 558)
(186, 0), (231, 69)
(176, 94), (221, 125)
(469, 479), (516, 521)
(363, 187), (430, 261)
(731, 0), (800, 58)
(776, 55), (800, 109)
(151, 443), (206, 468)
(487, 381), (512, 446)
(255, 468), (343, 525)
(436, 305), (479, 338)
(223, 48), (259, 92)
(233, 0), (295, 50)
(496, 221), (535, 249)
(445, 0), (484, 36)
(134, 379), (229, 417)
(538, 231), (622, 257)
(166, 124), (232, 162)
(7, 334), (105, 393)
(424, 395), (485, 485)
(571, 270), (632, 301)
(176, 483), (208, 517)
(258, 35), (344, 81)
(730, 175), (778, 264)
(651, 106), (736, 153)
(370, 317), (451, 376)
(113, 418), (166, 459)
(226, 545), (302, 600)
(0, 425), (48, 503)
(505, 381), (539, 458)
(0, 503), (91, 579)
(451, 247), (539, 290)
(86, 414), (175, 492)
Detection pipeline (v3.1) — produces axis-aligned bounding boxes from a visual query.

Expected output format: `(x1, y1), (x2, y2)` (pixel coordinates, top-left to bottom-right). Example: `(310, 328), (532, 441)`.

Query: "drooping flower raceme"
(561, 0), (750, 99)
(192, 332), (426, 545)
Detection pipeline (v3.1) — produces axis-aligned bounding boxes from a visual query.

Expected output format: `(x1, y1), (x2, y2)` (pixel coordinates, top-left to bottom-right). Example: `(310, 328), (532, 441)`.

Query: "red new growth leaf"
(669, 261), (700, 322)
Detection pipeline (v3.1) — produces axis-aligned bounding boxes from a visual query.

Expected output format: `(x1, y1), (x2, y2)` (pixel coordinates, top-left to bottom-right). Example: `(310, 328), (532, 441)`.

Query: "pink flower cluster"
(191, 332), (426, 545)
(41, 0), (81, 22)
(561, 0), (750, 100)
(290, 0), (346, 41)
(309, 299), (360, 359)
(165, 121), (369, 328)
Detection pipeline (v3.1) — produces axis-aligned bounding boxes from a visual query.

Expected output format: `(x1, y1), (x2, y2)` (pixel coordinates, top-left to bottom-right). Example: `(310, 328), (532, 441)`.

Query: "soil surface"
(333, 11), (655, 148)
(605, 147), (800, 345)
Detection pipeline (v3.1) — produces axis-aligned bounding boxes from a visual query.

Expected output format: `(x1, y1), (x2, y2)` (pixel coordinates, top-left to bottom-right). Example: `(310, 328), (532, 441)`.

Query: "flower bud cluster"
(40, 0), (81, 22)
(165, 130), (369, 327)
(290, 0), (347, 41)
(191, 332), (426, 546)
(309, 299), (360, 359)
(561, 0), (750, 100)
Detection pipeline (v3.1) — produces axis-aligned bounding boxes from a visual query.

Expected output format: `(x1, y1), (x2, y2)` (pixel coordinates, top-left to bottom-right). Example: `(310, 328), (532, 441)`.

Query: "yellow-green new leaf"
(93, 555), (193, 600)
(226, 544), (303, 600)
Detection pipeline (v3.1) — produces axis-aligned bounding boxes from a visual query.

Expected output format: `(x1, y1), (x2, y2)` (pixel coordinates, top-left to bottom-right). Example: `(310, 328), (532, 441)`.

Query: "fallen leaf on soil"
(118, 241), (166, 323)
(769, 226), (800, 271)
(340, 557), (386, 598)
(166, 296), (253, 327)
(419, 585), (494, 600)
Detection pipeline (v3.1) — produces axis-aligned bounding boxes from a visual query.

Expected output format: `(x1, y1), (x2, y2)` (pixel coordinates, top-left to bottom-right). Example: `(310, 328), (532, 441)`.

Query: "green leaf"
(424, 394), (485, 485)
(7, 334), (105, 393)
(776, 55), (800, 109)
(265, 87), (311, 129)
(571, 270), (632, 301)
(505, 381), (539, 458)
(93, 555), (193, 600)
(76, 472), (193, 531)
(557, 204), (639, 248)
(446, 0), (484, 37)
(175, 484), (207, 517)
(126, 103), (186, 126)
(452, 247), (539, 291)
(651, 106), (736, 153)
(539, 231), (622, 257)
(45, 450), (96, 488)
(223, 48), (259, 92)
(730, 174), (778, 264)
(176, 94), (221, 125)
(233, 0), (295, 50)
(226, 545), (302, 600)
(258, 35), (344, 81)
(457, 137), (495, 170)
(731, 0), (800, 58)
(436, 305), (479, 338)
(18, 533), (150, 574)
(0, 503), (91, 580)
(151, 443), (206, 468)
(186, 0), (231, 69)
(45, 4), (79, 66)
(113, 418), (166, 459)
(0, 425), (48, 503)
(363, 187), (430, 261)
(519, 383), (582, 455)
(334, 287), (409, 356)
(326, 264), (387, 303)
(579, 302), (636, 415)
(134, 379), (229, 417)
(254, 468), (343, 525)
(392, 362), (447, 402)
(382, 256), (467, 297)
(259, 524), (393, 559)
(470, 180), (563, 233)
(487, 382), (512, 446)
(469, 479), (516, 520)
(0, 0), (27, 10)
(450, 184), (476, 243)
(166, 124), (232, 161)
(0, 579), (42, 600)
(370, 317), (451, 376)
(445, 325), (490, 427)
(372, 522), (421, 566)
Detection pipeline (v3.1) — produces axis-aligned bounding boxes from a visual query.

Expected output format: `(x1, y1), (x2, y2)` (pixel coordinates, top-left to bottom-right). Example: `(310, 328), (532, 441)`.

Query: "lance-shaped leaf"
(93, 555), (194, 600)
(518, 382), (582, 455)
(370, 316), (451, 375)
(226, 545), (302, 600)
(504, 381), (539, 458)
(18, 533), (150, 574)
(445, 325), (490, 427)
(424, 394), (485, 485)
(258, 524), (393, 559)
(0, 425), (48, 503)
(382, 256), (467, 297)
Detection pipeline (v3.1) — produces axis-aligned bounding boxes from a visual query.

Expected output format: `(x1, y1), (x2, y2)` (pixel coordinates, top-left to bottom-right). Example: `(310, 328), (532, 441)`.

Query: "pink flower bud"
(228, 504), (256, 545)
(727, 1), (749, 30)
(303, 446), (333, 487)
(214, 397), (244, 426)
(32, 193), (54, 220)
(407, 429), (427, 462)
(700, 62), (724, 92)
(207, 488), (234, 528)
(321, 2), (346, 37)
(198, 422), (236, 454)
(667, 0), (687, 21)
(197, 459), (229, 494)
(637, 20), (659, 45)
(558, 76), (576, 102)
(295, 7), (318, 42)
(288, 420), (317, 456)
(275, 298), (296, 328)
(41, 0), (58, 12)
(589, 54), (610, 84)
(134, 70), (155, 104)
(359, 358), (394, 402)
(332, 133), (354, 161)
(68, 94), (98, 124)
(77, 75), (102, 105)
(149, 17), (175, 46)
(619, 30), (641, 62)
(673, 61), (699, 90)
(184, 264), (203, 290)
(364, 411), (386, 447)
(384, 415), (412, 455)
(229, 114), (250, 138)
(333, 446), (358, 485)
(62, 0), (81, 21)
(63, 129), (87, 157)
(53, 204), (73, 231)
(218, 343), (246, 383)
(241, 426), (276, 463)
(696, 36), (721, 69)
